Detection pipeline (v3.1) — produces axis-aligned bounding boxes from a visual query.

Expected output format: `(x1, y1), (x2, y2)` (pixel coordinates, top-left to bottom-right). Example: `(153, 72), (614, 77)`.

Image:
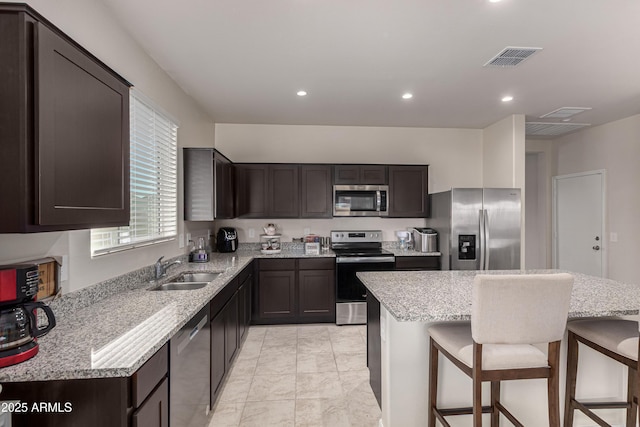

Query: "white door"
(553, 170), (605, 277)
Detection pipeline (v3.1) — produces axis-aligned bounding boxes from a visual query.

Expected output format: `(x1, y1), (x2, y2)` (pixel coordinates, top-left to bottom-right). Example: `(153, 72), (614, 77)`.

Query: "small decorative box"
(304, 242), (320, 255)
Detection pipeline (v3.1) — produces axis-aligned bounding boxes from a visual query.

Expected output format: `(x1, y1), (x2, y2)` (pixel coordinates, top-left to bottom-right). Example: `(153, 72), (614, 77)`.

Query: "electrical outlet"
(248, 228), (255, 238)
(178, 233), (185, 248)
(186, 233), (191, 243)
(304, 228), (311, 235)
(610, 232), (618, 242)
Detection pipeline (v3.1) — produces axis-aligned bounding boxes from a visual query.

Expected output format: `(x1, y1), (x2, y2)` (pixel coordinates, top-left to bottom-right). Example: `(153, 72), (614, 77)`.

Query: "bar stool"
(428, 273), (574, 427)
(564, 318), (639, 426)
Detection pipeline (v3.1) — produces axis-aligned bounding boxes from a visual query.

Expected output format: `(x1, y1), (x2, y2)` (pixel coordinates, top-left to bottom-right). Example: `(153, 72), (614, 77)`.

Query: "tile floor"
(208, 324), (382, 427)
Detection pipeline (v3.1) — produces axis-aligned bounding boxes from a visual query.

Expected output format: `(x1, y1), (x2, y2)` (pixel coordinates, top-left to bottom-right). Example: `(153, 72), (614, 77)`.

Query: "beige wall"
(554, 114), (640, 283)
(525, 139), (557, 269)
(0, 0), (215, 292)
(215, 123), (484, 192)
(482, 115), (526, 188)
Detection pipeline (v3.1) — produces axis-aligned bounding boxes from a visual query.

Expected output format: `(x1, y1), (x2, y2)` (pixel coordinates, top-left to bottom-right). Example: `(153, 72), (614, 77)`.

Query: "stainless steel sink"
(177, 272), (221, 282)
(149, 271), (221, 291)
(151, 282), (209, 291)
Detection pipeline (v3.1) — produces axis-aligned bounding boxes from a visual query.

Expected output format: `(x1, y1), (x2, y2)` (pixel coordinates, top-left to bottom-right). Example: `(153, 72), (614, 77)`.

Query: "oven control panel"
(331, 230), (383, 243)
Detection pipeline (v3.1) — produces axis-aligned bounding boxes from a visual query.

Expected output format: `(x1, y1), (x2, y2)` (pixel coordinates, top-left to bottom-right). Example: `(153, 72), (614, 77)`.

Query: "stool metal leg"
(548, 341), (561, 427)
(564, 331), (579, 426)
(626, 366), (637, 427)
(428, 337), (438, 427)
(473, 343), (483, 427)
(490, 381), (500, 427)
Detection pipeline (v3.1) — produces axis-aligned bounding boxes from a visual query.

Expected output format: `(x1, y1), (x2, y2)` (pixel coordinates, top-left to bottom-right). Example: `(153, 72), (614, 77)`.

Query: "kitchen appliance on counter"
(395, 230), (412, 251)
(413, 227), (438, 253)
(333, 185), (389, 217)
(189, 237), (210, 262)
(0, 263), (56, 368)
(331, 230), (395, 325)
(430, 188), (521, 270)
(216, 227), (238, 253)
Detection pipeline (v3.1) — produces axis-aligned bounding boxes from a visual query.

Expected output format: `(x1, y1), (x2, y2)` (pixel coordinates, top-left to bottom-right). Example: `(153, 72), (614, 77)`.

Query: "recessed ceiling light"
(489, 0), (502, 3)
(501, 95), (514, 102)
(297, 90), (307, 97)
(402, 93), (413, 100)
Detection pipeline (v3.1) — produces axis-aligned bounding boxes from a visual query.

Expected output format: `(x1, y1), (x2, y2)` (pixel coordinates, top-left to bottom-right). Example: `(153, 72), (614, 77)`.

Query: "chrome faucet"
(154, 256), (182, 280)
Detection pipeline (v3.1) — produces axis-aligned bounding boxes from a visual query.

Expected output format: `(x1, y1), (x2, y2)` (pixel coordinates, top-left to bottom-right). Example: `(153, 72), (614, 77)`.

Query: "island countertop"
(357, 269), (640, 322)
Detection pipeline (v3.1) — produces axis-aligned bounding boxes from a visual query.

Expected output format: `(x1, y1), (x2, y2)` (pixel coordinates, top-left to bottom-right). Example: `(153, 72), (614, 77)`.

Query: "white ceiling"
(101, 0), (640, 131)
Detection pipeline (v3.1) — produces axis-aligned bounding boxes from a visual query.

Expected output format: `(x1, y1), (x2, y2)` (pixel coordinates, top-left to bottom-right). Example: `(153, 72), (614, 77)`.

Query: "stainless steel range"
(331, 230), (395, 325)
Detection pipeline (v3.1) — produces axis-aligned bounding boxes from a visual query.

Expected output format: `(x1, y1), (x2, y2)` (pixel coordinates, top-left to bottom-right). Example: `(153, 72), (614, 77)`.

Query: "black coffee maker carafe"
(0, 302), (56, 368)
(0, 263), (56, 368)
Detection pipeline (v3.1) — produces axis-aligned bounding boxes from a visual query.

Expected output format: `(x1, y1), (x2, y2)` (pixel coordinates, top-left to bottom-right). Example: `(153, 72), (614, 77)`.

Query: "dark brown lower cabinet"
(132, 378), (168, 427)
(210, 308), (226, 404)
(367, 293), (382, 408)
(237, 275), (251, 341)
(210, 263), (253, 409)
(394, 256), (440, 270)
(0, 344), (168, 427)
(254, 258), (335, 324)
(224, 293), (239, 366)
(258, 269), (297, 320)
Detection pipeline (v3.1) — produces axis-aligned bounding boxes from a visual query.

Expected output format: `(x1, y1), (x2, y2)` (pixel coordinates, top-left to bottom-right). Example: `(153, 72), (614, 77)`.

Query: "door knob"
(592, 245), (600, 250)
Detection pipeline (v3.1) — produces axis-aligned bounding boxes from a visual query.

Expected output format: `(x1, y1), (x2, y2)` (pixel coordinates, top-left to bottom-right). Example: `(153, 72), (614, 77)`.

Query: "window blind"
(91, 91), (178, 256)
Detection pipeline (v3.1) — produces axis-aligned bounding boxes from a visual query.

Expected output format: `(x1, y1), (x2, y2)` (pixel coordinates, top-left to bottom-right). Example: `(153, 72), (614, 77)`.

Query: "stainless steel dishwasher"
(170, 305), (210, 427)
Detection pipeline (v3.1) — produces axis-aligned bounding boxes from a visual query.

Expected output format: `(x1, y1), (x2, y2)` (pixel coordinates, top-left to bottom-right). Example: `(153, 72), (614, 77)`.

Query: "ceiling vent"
(484, 46), (542, 67)
(539, 107), (592, 119)
(525, 122), (591, 137)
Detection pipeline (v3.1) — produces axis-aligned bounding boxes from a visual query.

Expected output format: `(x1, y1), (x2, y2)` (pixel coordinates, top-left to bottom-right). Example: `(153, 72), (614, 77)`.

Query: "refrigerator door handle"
(479, 209), (485, 270)
(483, 209), (490, 270)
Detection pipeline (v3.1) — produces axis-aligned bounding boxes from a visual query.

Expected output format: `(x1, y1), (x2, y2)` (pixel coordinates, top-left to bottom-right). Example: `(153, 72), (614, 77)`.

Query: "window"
(91, 90), (178, 256)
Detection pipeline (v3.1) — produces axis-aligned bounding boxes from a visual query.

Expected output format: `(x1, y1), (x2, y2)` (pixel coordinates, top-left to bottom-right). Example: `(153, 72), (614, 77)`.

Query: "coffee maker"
(0, 263), (56, 368)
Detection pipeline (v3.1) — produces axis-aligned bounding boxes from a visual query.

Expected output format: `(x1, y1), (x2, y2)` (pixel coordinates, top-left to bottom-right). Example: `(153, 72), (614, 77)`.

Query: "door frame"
(552, 169), (607, 277)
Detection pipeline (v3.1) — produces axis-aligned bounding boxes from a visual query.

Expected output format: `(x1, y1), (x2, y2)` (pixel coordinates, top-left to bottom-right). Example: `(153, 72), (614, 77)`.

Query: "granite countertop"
(0, 253), (262, 383)
(358, 269), (640, 322)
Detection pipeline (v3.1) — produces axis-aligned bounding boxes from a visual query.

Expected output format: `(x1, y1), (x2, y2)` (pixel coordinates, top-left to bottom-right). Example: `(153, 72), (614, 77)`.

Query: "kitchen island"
(358, 269), (640, 427)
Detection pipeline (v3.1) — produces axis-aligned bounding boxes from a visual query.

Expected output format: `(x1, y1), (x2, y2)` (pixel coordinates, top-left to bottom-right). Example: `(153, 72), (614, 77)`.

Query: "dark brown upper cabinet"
(184, 148), (234, 220)
(269, 164), (300, 217)
(334, 165), (387, 185)
(235, 164), (269, 218)
(388, 165), (429, 217)
(300, 165), (333, 218)
(0, 4), (131, 232)
(236, 164), (299, 218)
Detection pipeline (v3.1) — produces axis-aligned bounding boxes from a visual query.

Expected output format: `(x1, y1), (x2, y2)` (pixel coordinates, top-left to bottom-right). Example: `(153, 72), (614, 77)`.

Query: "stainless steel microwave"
(333, 185), (389, 217)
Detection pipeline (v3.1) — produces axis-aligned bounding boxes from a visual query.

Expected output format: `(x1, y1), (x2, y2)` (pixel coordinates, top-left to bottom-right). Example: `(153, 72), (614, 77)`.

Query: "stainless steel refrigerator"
(430, 188), (521, 270)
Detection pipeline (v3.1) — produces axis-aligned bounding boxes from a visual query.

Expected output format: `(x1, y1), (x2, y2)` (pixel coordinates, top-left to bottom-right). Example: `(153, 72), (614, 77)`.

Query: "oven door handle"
(336, 256), (395, 263)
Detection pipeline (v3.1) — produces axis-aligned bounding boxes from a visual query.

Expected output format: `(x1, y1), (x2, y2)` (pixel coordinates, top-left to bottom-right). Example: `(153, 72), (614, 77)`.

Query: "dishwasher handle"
(177, 314), (208, 355)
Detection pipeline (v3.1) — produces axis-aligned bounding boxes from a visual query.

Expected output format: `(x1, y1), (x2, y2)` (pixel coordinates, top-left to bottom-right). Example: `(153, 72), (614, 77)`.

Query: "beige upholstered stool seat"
(428, 273), (574, 427)
(564, 318), (639, 426)
(428, 323), (548, 370)
(568, 319), (638, 360)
